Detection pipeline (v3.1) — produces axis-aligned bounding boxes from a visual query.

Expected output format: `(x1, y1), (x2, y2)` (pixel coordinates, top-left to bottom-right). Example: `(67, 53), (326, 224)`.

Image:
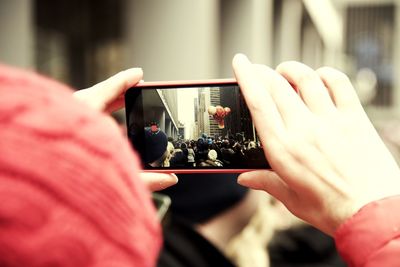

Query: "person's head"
(222, 139), (230, 148)
(208, 149), (218, 161)
(197, 138), (208, 151)
(180, 142), (187, 150)
(144, 126), (168, 167)
(161, 173), (248, 224)
(0, 65), (161, 267)
(174, 142), (181, 149)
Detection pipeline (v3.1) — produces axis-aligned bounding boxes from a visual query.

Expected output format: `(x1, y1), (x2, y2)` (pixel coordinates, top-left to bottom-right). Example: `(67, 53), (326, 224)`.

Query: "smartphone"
(125, 79), (270, 173)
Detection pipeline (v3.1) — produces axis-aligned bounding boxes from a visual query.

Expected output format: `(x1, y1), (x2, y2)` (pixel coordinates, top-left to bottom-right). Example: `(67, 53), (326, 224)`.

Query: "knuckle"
(332, 71), (350, 85)
(317, 67), (351, 84)
(297, 71), (320, 86)
(277, 60), (300, 71)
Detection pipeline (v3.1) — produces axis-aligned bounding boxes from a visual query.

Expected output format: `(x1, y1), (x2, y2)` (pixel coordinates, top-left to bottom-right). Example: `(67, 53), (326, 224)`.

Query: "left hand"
(74, 68), (143, 113)
(73, 68), (178, 191)
(140, 173), (178, 191)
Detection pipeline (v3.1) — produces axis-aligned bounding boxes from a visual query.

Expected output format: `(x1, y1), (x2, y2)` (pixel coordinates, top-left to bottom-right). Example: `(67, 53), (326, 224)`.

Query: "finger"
(93, 67), (143, 97)
(316, 67), (362, 111)
(140, 173), (178, 191)
(238, 170), (292, 204)
(232, 54), (285, 139)
(105, 95), (125, 113)
(277, 61), (336, 115)
(75, 68), (143, 111)
(252, 64), (310, 126)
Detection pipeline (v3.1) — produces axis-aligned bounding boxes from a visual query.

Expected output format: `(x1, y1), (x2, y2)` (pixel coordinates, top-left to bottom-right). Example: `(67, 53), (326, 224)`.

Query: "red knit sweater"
(335, 196), (400, 267)
(0, 65), (161, 267)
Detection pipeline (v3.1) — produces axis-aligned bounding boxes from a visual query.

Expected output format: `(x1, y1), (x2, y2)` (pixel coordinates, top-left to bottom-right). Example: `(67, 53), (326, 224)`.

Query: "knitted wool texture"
(0, 65), (161, 267)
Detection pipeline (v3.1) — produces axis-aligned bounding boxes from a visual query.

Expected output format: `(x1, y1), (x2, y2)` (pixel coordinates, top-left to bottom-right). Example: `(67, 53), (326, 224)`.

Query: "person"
(199, 149), (223, 167)
(194, 138), (209, 165)
(232, 54), (400, 266)
(143, 126), (169, 167)
(169, 143), (188, 168)
(220, 139), (235, 166)
(76, 54), (400, 266)
(157, 173), (256, 267)
(186, 143), (196, 167)
(2, 50), (400, 267)
(244, 141), (268, 168)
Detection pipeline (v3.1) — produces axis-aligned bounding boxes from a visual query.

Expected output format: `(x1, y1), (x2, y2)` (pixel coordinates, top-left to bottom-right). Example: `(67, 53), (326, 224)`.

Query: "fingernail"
(237, 173), (250, 186)
(170, 174), (178, 184)
(124, 67), (142, 73)
(160, 173), (178, 184)
(124, 68), (143, 84)
(233, 53), (250, 65)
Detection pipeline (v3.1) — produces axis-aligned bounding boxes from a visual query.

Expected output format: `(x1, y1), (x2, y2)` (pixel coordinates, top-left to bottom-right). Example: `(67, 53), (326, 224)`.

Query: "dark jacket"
(157, 216), (235, 267)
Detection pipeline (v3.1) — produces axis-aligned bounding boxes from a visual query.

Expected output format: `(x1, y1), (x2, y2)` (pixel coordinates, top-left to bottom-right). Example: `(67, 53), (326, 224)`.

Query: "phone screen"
(125, 81), (270, 171)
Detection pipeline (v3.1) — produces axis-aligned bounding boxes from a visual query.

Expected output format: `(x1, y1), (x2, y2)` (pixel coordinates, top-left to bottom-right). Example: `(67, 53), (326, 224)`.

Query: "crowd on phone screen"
(161, 133), (267, 168)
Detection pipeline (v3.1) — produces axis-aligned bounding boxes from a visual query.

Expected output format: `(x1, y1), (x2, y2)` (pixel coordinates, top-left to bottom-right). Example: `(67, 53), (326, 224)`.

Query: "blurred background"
(1, 0), (399, 126)
(1, 1), (399, 266)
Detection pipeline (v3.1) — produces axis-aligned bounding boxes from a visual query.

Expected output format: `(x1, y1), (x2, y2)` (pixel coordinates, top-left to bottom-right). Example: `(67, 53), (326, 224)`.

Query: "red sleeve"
(334, 196), (400, 267)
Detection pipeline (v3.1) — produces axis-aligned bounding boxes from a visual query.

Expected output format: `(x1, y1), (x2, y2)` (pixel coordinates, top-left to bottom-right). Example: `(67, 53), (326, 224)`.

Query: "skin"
(73, 68), (178, 191)
(232, 54), (400, 236)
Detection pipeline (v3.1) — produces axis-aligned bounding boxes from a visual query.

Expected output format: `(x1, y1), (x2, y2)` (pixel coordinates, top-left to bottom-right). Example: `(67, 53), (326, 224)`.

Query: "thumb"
(238, 170), (292, 203)
(74, 68), (143, 111)
(94, 67), (143, 96)
(139, 173), (178, 192)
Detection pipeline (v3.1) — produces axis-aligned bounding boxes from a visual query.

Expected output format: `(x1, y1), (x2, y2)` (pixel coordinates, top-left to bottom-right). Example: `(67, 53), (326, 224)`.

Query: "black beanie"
(144, 127), (168, 164)
(161, 173), (248, 223)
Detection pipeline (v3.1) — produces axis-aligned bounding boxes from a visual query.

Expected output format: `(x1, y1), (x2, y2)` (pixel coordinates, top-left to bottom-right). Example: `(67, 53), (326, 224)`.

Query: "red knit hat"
(0, 65), (161, 267)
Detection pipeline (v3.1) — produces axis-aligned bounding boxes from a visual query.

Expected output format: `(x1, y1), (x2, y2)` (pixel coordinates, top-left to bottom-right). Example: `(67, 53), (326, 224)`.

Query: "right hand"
(232, 54), (400, 236)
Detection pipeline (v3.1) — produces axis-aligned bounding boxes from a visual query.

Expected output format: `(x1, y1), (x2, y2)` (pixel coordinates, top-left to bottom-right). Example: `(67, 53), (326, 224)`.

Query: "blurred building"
(220, 86), (255, 141)
(209, 88), (223, 138)
(178, 122), (185, 141)
(197, 88), (211, 138)
(192, 97), (199, 140)
(1, 0), (400, 125)
(141, 89), (179, 139)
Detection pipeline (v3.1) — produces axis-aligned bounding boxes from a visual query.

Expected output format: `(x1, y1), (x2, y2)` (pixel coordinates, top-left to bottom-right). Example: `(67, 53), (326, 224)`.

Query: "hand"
(73, 68), (143, 113)
(73, 69), (178, 191)
(232, 54), (400, 236)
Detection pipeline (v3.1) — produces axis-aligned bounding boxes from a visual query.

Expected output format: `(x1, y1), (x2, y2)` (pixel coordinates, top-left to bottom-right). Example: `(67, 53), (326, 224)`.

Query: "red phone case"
(127, 79), (270, 174)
